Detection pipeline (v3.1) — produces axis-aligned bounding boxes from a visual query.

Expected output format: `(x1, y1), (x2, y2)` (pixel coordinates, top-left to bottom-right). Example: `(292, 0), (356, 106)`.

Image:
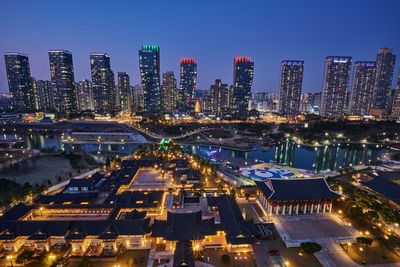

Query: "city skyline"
(1, 0), (400, 93)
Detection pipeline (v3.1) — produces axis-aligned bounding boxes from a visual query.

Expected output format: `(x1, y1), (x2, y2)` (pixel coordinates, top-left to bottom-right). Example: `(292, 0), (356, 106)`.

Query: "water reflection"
(0, 133), (138, 154)
(187, 141), (386, 172)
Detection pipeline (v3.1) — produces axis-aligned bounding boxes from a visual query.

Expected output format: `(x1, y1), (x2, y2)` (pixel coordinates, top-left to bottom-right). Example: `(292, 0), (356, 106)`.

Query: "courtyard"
(127, 169), (171, 191)
(273, 213), (356, 246)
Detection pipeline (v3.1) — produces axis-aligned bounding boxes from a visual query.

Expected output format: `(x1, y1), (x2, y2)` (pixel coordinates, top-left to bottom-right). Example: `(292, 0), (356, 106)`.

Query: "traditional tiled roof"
(124, 209), (147, 220)
(151, 210), (216, 241)
(66, 178), (93, 188)
(107, 191), (164, 209)
(0, 218), (150, 241)
(207, 195), (257, 245)
(98, 224), (119, 240)
(37, 193), (98, 205)
(0, 203), (32, 221)
(362, 177), (400, 205)
(27, 229), (47, 240)
(173, 240), (194, 267)
(256, 178), (340, 201)
(373, 170), (400, 181)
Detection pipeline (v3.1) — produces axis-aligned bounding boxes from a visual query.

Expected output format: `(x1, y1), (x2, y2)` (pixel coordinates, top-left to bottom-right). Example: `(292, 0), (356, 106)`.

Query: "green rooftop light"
(160, 138), (171, 150)
(142, 45), (159, 52)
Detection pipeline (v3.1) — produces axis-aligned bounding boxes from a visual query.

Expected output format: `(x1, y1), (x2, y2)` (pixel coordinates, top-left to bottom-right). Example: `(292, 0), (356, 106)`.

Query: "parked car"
(268, 249), (280, 256)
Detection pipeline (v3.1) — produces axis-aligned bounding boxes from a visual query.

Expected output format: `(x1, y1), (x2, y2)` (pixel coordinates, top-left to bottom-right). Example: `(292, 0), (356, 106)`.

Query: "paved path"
(252, 242), (274, 266)
(129, 124), (252, 141)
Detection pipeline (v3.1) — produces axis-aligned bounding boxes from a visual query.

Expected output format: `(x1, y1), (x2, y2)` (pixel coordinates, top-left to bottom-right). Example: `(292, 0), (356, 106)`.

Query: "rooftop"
(256, 178), (341, 201)
(151, 210), (216, 241)
(207, 195), (257, 244)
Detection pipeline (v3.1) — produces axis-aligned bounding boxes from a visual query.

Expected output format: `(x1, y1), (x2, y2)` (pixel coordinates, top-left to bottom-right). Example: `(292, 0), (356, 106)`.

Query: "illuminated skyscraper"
(391, 71), (400, 119)
(179, 58), (197, 113)
(48, 50), (77, 114)
(370, 48), (396, 116)
(4, 53), (35, 112)
(118, 72), (130, 112)
(232, 57), (254, 118)
(139, 45), (161, 115)
(130, 84), (144, 113)
(162, 71), (177, 113)
(76, 80), (94, 111)
(349, 61), (376, 116)
(32, 79), (53, 111)
(279, 60), (304, 115)
(320, 56), (352, 118)
(90, 53), (117, 114)
(210, 79), (229, 117)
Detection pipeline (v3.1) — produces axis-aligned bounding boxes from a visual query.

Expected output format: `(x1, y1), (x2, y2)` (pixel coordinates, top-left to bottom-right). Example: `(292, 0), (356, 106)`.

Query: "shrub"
(221, 254), (230, 263)
(300, 242), (322, 254)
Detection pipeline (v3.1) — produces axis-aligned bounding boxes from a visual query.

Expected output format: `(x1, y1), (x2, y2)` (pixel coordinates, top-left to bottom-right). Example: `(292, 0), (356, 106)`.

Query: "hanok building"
(152, 210), (216, 267)
(207, 195), (258, 253)
(256, 178), (340, 217)
(0, 203), (151, 255)
(0, 159), (166, 256)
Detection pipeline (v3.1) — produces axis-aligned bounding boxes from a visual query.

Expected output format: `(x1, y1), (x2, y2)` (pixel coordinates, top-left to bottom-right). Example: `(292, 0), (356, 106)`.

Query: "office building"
(349, 61), (376, 116)
(178, 58), (197, 113)
(320, 56), (352, 118)
(48, 50), (77, 114)
(139, 45), (161, 115)
(371, 48), (396, 116)
(232, 57), (254, 118)
(279, 60), (304, 115)
(4, 53), (35, 112)
(130, 84), (144, 113)
(118, 72), (131, 112)
(76, 80), (94, 111)
(90, 53), (117, 114)
(161, 71), (178, 113)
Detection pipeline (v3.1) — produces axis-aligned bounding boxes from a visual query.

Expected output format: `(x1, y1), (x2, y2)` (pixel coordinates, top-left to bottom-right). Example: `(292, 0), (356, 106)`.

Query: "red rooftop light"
(180, 58), (196, 65)
(234, 57), (252, 63)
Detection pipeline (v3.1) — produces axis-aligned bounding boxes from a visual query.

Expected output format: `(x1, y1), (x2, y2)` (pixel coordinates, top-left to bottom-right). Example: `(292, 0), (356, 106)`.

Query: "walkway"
(252, 242), (274, 266)
(129, 124), (251, 141)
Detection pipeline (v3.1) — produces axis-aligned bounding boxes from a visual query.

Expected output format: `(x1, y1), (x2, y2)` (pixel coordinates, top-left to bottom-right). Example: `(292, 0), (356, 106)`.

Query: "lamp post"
(359, 247), (365, 265)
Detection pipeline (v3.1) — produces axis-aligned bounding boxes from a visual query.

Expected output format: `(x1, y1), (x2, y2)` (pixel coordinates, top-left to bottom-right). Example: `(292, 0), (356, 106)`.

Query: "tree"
(221, 254), (230, 263)
(16, 249), (34, 264)
(300, 242), (322, 254)
(348, 206), (363, 220)
(357, 236), (372, 264)
(356, 236), (373, 247)
(105, 157), (111, 168)
(78, 258), (93, 267)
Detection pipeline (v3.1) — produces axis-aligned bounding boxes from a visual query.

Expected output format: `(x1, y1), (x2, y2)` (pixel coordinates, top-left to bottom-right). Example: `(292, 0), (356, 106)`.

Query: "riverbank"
(186, 142), (386, 172)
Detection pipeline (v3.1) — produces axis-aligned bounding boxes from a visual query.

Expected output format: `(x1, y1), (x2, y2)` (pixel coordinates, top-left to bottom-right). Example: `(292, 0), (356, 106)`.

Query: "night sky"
(1, 0), (400, 93)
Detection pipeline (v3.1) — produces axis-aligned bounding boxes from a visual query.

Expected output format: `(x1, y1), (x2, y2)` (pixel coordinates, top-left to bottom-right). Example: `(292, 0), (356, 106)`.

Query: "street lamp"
(6, 255), (13, 267)
(359, 247), (365, 264)
(49, 253), (56, 263)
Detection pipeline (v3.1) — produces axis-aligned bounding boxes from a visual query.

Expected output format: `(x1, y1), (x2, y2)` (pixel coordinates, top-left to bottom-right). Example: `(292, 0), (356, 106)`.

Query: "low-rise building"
(256, 178), (340, 217)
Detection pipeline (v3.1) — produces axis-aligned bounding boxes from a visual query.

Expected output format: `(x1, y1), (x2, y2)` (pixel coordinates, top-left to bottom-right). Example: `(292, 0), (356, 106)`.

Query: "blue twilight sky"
(1, 0), (400, 93)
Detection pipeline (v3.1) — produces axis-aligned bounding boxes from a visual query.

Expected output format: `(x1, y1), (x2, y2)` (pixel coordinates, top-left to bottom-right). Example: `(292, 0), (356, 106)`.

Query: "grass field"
(0, 156), (93, 185)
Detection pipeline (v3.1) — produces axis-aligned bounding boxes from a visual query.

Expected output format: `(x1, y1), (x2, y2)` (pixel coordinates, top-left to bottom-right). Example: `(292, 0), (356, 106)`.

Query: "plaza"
(240, 163), (310, 181)
(273, 213), (356, 247)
